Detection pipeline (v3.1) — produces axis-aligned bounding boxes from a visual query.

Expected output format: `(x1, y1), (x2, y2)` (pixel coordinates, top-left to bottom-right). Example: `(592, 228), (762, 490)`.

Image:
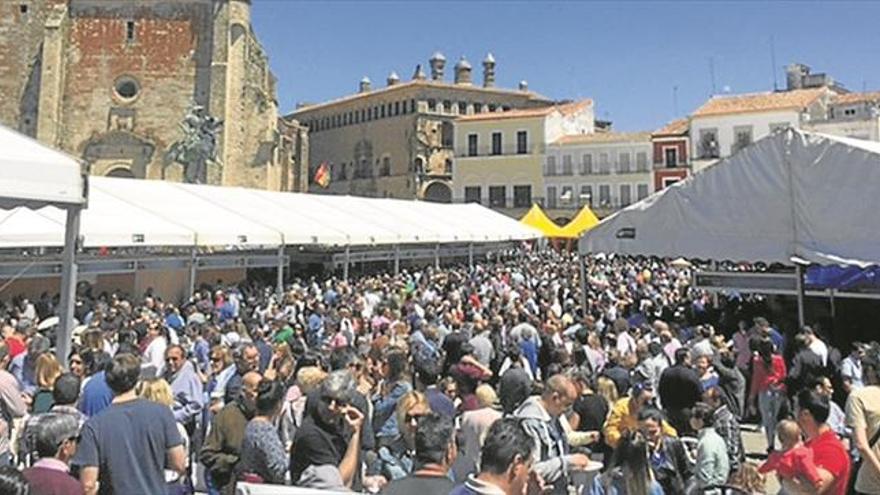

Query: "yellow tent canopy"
(520, 204), (566, 238)
(558, 205), (600, 238)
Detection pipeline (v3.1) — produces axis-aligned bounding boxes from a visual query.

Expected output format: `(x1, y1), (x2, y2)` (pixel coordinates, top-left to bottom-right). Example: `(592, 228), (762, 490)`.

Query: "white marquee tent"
(579, 129), (880, 267)
(0, 124), (87, 367)
(0, 177), (541, 249)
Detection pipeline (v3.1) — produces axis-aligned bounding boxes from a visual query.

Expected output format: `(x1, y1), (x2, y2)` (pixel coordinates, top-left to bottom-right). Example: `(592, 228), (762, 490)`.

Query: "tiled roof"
(691, 88), (828, 117)
(653, 118), (688, 136)
(833, 91), (880, 104)
(455, 99), (593, 122)
(553, 131), (651, 145)
(288, 80), (552, 116)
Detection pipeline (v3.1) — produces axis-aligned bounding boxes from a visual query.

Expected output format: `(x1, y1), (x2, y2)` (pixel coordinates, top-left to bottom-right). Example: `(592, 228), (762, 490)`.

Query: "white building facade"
(689, 87), (832, 172)
(544, 132), (653, 216)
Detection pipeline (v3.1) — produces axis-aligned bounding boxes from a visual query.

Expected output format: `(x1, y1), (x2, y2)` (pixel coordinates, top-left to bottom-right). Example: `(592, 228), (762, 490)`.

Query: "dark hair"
(690, 402), (715, 427)
(757, 338), (775, 368)
(329, 347), (357, 371)
(674, 347), (690, 365)
(52, 373), (81, 405)
(105, 353), (141, 395)
(0, 465), (28, 495)
(604, 431), (651, 495)
(384, 349), (408, 383)
(414, 357), (441, 386)
(165, 344), (186, 357)
(414, 413), (455, 465)
(796, 389), (830, 424)
(479, 418), (534, 475)
(637, 406), (666, 424)
(114, 342), (140, 357)
(254, 379), (286, 416)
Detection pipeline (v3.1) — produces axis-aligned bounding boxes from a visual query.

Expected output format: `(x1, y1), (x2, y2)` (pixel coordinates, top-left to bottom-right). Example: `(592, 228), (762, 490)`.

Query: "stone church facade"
(0, 0), (307, 191)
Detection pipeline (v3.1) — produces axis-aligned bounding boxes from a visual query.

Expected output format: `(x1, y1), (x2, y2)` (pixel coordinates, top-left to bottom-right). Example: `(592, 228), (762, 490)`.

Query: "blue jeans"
(758, 389), (784, 449)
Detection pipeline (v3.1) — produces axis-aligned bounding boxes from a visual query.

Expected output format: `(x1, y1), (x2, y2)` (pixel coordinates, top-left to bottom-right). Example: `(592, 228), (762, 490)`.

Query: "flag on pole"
(314, 162), (330, 188)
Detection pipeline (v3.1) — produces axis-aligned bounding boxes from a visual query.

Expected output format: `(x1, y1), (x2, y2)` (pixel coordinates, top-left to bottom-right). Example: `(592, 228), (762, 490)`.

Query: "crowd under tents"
(579, 128), (880, 325)
(520, 204), (599, 239)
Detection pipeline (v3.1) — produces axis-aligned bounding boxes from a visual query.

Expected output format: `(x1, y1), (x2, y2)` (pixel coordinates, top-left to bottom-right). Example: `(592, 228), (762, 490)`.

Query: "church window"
(126, 21), (136, 42)
(114, 76), (140, 101)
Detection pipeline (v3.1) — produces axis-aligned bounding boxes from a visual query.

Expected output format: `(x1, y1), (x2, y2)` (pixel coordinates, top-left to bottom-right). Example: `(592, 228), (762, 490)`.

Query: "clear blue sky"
(252, 1), (880, 132)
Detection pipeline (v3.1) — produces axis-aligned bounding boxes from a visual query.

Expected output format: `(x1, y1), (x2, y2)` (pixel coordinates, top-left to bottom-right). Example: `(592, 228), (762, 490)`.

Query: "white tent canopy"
(0, 125), (85, 208)
(0, 176), (540, 249)
(0, 124), (86, 368)
(579, 129), (880, 267)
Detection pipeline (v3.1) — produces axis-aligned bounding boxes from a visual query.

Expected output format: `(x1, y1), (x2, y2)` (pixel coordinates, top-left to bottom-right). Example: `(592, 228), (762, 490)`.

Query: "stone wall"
(0, 0), (306, 192)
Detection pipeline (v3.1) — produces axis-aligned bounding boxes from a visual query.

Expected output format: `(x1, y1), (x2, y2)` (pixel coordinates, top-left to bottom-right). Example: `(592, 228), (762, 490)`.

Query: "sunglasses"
(405, 412), (427, 424)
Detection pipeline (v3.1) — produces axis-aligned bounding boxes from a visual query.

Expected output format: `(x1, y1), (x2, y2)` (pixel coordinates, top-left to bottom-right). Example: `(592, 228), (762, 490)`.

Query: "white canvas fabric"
(0, 176), (541, 249)
(0, 124), (85, 207)
(579, 129), (880, 267)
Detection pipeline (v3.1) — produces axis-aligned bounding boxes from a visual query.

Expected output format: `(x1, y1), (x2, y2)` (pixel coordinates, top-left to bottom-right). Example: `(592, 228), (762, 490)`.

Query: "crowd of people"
(0, 250), (872, 495)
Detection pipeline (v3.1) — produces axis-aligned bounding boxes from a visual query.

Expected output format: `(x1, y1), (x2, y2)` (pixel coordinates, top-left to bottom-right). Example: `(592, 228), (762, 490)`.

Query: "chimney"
(786, 63), (809, 91)
(412, 64), (426, 81)
(454, 56), (472, 85)
(387, 71), (400, 86)
(518, 80), (529, 91)
(429, 52), (446, 81)
(482, 52), (495, 88)
(359, 76), (371, 93)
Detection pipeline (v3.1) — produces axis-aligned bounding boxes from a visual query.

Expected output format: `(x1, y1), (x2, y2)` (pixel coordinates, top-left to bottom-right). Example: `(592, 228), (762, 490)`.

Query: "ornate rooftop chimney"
(482, 52), (496, 88)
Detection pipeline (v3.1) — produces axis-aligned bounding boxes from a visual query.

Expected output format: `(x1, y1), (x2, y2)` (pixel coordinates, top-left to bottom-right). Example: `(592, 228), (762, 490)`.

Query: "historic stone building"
(287, 52), (554, 201)
(0, 0), (307, 191)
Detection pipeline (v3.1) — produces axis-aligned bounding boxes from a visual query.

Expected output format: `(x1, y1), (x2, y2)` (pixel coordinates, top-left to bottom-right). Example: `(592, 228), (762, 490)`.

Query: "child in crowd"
(758, 419), (821, 490)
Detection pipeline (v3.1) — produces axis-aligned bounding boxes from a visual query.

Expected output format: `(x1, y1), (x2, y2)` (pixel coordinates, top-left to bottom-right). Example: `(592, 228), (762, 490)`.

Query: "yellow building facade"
(452, 100), (595, 217)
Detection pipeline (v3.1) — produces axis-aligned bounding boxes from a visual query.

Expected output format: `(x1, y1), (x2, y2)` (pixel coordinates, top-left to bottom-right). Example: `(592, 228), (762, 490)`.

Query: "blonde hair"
(596, 376), (619, 406)
(138, 378), (174, 407)
(396, 390), (429, 428)
(296, 366), (327, 395)
(729, 462), (765, 494)
(776, 419), (802, 446)
(35, 353), (62, 390)
(475, 384), (498, 408)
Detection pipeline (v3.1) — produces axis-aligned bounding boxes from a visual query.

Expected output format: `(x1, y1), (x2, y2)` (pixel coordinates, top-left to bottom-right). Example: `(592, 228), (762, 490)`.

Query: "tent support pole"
(188, 247), (198, 297)
(57, 206), (81, 367)
(394, 245), (400, 276)
(578, 253), (588, 318)
(796, 264), (806, 328)
(434, 244), (440, 269)
(468, 243), (474, 269)
(276, 245), (284, 298)
(711, 261), (719, 308)
(343, 246), (350, 282)
(829, 289), (836, 319)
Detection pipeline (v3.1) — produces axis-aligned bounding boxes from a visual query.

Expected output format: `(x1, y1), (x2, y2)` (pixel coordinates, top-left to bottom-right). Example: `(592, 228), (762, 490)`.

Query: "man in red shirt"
(790, 389), (851, 495)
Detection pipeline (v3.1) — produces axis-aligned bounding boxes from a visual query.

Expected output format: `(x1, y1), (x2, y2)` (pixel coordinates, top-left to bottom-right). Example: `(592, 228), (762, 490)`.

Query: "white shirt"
(809, 338), (829, 367)
(143, 336), (167, 376)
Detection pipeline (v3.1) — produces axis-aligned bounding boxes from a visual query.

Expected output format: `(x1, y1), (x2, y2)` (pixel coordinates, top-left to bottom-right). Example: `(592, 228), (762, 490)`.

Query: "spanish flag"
(314, 162), (330, 188)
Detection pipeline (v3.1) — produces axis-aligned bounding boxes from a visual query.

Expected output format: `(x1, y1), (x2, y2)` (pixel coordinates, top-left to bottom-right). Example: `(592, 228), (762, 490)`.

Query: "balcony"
(459, 143), (544, 158)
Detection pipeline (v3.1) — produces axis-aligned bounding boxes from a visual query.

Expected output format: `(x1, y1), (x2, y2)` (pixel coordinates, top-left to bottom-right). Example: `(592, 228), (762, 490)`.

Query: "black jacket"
(658, 364), (702, 410)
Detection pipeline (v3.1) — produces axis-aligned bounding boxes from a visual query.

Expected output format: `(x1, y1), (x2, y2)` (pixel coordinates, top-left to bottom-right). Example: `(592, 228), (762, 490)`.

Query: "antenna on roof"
(708, 57), (717, 95)
(672, 85), (679, 117)
(770, 35), (778, 91)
